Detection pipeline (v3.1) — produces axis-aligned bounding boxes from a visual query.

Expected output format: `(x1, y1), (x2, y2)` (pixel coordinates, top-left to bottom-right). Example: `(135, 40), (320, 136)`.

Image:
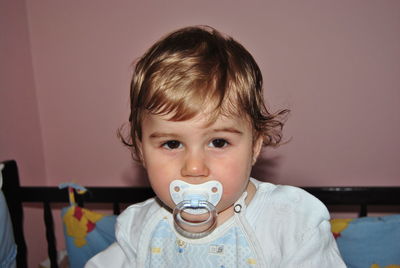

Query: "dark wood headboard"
(2, 160), (400, 268)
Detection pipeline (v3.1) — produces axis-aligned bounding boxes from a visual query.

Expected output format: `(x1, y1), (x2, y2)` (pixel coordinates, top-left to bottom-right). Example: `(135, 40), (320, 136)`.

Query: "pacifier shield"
(169, 180), (223, 212)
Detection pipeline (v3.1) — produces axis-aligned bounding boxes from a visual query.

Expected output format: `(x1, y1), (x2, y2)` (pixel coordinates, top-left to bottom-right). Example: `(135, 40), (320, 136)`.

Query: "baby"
(86, 26), (345, 267)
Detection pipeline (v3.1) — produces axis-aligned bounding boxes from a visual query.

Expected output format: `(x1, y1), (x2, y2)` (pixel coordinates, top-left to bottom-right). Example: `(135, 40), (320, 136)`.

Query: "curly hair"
(120, 25), (289, 161)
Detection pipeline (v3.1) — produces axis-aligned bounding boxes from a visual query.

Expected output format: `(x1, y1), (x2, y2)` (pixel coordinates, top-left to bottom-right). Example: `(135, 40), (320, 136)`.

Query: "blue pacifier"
(169, 180), (223, 239)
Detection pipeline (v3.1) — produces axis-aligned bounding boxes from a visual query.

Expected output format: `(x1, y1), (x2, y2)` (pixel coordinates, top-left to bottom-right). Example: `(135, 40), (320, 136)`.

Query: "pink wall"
(2, 0), (400, 266)
(0, 0), (46, 185)
(24, 0), (400, 188)
(0, 0), (48, 266)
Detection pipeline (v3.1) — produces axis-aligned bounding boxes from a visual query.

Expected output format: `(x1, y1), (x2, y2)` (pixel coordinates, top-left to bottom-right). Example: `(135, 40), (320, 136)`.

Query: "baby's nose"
(180, 151), (210, 178)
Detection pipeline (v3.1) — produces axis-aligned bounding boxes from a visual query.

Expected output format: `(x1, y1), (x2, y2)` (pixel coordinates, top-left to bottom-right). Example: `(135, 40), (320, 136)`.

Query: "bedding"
(331, 215), (400, 268)
(0, 163), (17, 268)
(56, 183), (117, 268)
(62, 205), (116, 268)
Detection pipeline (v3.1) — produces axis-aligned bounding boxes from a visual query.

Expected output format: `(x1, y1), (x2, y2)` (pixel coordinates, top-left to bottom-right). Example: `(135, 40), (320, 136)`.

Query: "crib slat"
(113, 202), (120, 214)
(43, 201), (58, 268)
(359, 204), (368, 217)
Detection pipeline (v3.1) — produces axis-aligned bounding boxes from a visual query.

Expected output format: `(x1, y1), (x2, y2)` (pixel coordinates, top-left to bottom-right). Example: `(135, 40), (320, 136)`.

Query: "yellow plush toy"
(59, 183), (104, 247)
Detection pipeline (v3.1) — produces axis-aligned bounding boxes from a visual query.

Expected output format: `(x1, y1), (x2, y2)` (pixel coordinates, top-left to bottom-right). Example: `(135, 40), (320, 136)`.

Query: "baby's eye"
(162, 140), (182, 150)
(209, 139), (229, 148)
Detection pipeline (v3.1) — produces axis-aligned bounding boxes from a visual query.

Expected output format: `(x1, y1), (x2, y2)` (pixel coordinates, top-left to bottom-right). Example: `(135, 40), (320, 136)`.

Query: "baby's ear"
(252, 136), (264, 165)
(136, 138), (146, 168)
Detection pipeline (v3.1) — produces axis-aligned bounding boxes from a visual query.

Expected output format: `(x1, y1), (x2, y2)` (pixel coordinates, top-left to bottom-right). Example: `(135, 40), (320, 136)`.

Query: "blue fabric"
(61, 206), (117, 268)
(335, 215), (400, 268)
(0, 190), (17, 268)
(145, 218), (257, 267)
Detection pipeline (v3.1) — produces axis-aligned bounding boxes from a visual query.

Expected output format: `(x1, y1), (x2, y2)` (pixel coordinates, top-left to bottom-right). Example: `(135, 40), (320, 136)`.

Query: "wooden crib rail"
(305, 186), (400, 217)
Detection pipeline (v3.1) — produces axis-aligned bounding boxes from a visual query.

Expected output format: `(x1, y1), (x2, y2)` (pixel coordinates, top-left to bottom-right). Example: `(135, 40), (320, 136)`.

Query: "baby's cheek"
(146, 165), (176, 208)
(147, 160), (177, 183)
(219, 158), (252, 181)
(218, 161), (252, 201)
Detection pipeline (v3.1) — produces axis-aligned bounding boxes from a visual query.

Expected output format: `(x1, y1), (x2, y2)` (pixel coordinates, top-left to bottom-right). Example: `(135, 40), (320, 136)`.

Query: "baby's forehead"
(144, 110), (250, 128)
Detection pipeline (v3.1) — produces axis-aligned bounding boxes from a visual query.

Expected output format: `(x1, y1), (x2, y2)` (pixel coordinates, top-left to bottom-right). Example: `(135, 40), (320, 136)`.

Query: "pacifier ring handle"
(173, 200), (218, 239)
(174, 201), (214, 226)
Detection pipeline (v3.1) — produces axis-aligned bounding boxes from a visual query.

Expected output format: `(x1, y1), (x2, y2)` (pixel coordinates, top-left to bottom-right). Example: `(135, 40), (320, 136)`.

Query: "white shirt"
(86, 179), (346, 267)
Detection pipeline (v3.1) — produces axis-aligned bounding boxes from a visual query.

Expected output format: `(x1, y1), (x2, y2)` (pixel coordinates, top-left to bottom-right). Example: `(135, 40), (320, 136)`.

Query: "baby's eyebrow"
(148, 128), (243, 139)
(212, 127), (243, 135)
(149, 132), (179, 139)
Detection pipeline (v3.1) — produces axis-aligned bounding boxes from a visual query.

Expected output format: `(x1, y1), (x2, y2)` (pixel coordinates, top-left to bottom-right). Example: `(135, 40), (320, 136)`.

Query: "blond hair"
(121, 26), (288, 161)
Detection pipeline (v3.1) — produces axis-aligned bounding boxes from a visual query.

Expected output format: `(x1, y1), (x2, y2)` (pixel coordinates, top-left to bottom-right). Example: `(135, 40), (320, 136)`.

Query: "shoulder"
(114, 197), (164, 260)
(248, 180), (345, 266)
(249, 178), (330, 229)
(117, 197), (160, 227)
(116, 197), (162, 239)
(86, 198), (163, 267)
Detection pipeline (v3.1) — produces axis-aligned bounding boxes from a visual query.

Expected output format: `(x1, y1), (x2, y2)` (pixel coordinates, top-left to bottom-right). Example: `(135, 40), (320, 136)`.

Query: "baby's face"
(139, 112), (263, 223)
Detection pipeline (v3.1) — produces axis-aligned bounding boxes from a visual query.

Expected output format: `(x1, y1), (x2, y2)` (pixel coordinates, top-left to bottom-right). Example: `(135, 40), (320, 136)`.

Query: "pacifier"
(169, 180), (223, 239)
